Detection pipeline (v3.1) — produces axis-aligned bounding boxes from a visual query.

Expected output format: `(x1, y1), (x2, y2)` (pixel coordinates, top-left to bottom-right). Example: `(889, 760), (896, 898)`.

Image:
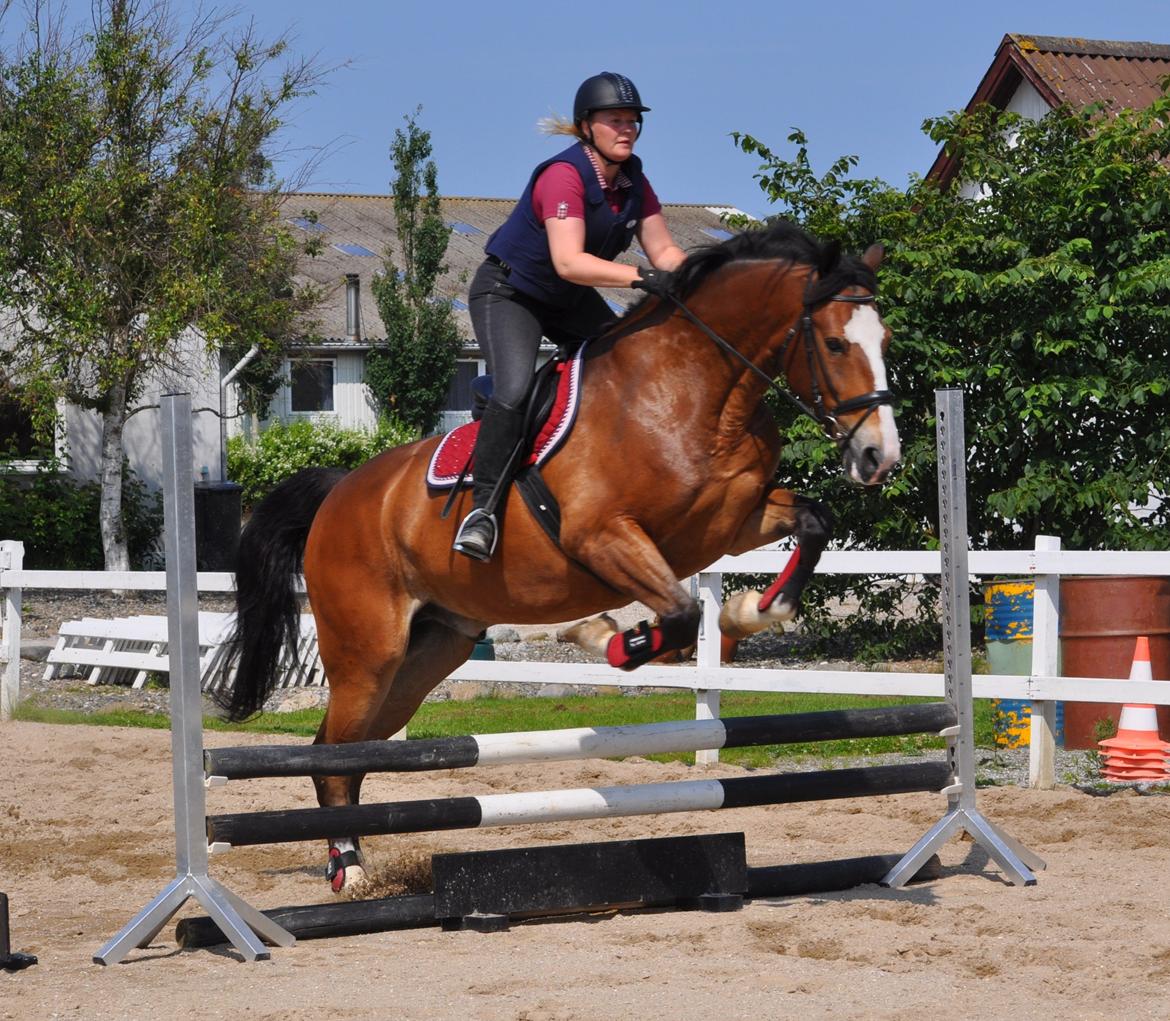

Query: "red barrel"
(1059, 576), (1170, 749)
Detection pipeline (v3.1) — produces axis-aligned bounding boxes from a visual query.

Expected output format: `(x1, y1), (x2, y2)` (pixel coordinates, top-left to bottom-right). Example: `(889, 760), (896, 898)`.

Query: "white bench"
(44, 613), (323, 691)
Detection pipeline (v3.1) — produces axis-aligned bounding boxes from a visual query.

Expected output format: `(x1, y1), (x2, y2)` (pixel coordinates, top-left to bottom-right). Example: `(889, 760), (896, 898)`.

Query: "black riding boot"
(453, 399), (527, 562)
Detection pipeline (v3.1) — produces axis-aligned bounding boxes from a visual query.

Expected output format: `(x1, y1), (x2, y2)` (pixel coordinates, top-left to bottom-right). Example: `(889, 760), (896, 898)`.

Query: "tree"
(366, 111), (462, 436)
(732, 87), (1170, 653)
(0, 0), (325, 569)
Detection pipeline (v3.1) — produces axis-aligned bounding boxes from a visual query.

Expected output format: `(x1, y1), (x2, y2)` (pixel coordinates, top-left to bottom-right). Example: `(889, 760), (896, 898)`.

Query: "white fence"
(3, 535), (1169, 788)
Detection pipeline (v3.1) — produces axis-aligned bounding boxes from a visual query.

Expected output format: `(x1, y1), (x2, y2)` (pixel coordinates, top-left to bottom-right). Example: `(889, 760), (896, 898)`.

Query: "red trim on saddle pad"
(426, 343), (587, 489)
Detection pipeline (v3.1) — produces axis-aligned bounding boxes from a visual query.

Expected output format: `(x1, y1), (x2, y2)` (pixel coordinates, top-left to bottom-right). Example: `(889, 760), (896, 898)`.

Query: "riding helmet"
(573, 72), (650, 124)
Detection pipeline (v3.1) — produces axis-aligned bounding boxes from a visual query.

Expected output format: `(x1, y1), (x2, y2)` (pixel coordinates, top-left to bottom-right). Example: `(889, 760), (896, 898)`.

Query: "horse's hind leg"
(312, 609), (477, 892)
(719, 487), (834, 639)
(308, 588), (417, 892)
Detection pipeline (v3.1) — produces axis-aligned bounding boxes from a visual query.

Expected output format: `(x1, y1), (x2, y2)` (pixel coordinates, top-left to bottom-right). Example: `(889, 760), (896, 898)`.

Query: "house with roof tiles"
(928, 34), (1170, 192)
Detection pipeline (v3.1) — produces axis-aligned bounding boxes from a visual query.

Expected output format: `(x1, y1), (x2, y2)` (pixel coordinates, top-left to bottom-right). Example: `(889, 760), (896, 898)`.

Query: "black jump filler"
(0, 892), (37, 971)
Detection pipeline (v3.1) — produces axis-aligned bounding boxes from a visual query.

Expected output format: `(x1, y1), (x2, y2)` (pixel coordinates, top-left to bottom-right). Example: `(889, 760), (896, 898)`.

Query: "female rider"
(453, 71), (687, 562)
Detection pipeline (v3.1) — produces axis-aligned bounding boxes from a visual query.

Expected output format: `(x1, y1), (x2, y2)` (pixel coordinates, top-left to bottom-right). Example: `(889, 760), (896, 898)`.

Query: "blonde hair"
(537, 113), (584, 140)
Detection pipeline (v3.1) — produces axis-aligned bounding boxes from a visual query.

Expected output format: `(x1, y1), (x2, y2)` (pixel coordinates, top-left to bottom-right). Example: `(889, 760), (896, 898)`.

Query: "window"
(0, 394), (38, 459)
(447, 221), (485, 236)
(290, 359), (335, 413)
(289, 216), (327, 233)
(332, 242), (378, 257)
(702, 228), (734, 241)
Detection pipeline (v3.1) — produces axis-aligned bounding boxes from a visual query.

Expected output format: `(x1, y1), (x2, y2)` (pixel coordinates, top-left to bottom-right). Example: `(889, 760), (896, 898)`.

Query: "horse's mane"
(635, 220), (877, 313)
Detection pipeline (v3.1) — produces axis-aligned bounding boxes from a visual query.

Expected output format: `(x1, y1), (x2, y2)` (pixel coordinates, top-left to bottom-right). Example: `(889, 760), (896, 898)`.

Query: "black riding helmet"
(573, 72), (650, 125)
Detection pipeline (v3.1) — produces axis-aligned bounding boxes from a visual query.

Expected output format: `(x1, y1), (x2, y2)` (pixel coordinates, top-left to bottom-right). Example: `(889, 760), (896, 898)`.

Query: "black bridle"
(662, 271), (896, 449)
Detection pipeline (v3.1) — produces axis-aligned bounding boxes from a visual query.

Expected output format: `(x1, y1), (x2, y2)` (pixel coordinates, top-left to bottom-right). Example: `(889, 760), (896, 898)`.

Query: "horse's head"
(783, 243), (901, 486)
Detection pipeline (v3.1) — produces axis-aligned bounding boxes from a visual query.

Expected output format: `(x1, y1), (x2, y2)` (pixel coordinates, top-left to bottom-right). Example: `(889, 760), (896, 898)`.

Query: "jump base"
(176, 835), (942, 949)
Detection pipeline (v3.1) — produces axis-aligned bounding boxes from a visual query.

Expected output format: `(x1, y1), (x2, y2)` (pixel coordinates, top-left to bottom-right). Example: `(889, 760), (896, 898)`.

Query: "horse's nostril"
(862, 447), (882, 476)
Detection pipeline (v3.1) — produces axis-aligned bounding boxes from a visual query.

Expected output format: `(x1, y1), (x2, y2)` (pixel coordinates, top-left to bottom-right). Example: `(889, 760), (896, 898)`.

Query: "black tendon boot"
(453, 399), (527, 562)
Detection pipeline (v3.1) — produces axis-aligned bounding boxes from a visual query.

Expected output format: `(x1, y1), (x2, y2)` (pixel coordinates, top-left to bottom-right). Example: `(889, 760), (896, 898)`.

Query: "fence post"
(1028, 535), (1061, 789)
(0, 541), (24, 722)
(695, 571), (722, 765)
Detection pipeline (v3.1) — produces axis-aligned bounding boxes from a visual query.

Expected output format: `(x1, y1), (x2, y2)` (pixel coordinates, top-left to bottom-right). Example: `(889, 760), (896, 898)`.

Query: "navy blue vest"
(485, 143), (645, 308)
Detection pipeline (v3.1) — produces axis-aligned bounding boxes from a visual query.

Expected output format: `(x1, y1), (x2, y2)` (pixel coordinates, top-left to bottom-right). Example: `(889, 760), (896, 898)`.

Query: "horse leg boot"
(561, 518), (702, 671)
(721, 494), (835, 639)
(453, 398), (527, 562)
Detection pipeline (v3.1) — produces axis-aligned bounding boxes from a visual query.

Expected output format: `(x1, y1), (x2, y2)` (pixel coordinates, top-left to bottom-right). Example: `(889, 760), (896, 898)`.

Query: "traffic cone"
(1098, 637), (1170, 783)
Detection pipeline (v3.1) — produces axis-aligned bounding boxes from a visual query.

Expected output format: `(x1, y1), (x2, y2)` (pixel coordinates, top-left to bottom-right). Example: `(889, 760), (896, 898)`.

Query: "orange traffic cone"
(1098, 637), (1170, 783)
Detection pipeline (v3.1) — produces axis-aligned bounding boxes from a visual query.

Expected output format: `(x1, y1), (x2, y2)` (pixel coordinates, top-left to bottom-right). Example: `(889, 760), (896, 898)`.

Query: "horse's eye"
(825, 337), (847, 354)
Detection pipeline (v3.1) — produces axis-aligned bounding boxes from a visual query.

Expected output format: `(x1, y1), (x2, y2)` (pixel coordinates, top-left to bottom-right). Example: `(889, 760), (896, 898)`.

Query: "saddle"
(428, 343), (589, 545)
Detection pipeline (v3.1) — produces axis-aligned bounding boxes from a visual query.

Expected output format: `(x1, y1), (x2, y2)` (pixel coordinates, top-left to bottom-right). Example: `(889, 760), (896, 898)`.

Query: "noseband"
(663, 271), (896, 448)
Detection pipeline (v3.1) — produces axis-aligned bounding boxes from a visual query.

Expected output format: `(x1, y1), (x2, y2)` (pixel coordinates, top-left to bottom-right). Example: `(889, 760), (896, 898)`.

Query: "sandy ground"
(3, 721), (1170, 1021)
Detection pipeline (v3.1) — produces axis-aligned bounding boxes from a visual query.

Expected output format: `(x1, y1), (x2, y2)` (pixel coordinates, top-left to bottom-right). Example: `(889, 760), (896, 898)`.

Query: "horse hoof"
(332, 863), (369, 894)
(557, 613), (619, 659)
(718, 590), (764, 640)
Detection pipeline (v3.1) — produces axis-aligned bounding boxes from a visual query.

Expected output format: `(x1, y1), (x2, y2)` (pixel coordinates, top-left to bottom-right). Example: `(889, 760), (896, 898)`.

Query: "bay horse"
(212, 222), (901, 891)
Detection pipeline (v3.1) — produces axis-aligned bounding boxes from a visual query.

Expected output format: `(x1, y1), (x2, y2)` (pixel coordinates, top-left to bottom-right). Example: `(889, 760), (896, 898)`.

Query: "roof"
(285, 192), (748, 347)
(928, 34), (1170, 186)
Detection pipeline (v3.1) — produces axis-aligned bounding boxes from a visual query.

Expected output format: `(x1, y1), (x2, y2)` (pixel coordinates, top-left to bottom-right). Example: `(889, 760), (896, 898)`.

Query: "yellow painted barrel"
(984, 580), (1063, 748)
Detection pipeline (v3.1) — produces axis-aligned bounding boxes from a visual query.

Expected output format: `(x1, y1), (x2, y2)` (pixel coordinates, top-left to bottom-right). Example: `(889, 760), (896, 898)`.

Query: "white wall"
(63, 329), (221, 490)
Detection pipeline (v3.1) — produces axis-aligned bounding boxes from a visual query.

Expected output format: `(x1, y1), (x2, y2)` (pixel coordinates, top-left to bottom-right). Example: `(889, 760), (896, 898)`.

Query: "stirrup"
(453, 507), (499, 562)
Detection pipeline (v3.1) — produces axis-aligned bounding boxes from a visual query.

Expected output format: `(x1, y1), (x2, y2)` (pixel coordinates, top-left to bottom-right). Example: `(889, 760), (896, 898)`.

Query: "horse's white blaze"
(843, 304), (901, 476)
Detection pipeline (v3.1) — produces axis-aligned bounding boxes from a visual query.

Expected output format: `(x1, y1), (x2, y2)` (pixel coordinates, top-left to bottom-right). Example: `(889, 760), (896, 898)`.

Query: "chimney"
(345, 273), (361, 342)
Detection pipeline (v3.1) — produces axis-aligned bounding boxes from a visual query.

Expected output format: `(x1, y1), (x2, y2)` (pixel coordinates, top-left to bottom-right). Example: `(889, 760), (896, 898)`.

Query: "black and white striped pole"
(94, 393), (292, 965)
(881, 388), (1043, 887)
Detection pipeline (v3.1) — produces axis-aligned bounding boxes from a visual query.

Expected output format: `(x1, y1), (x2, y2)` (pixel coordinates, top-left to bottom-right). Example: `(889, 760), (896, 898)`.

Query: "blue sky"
(15, 2), (1170, 218)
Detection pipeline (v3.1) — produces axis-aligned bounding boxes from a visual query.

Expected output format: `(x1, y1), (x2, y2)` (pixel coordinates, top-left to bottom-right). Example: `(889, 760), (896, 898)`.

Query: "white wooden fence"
(3, 535), (1169, 789)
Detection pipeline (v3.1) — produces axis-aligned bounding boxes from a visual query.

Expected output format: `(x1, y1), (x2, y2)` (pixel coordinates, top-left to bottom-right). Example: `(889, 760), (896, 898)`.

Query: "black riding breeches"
(468, 259), (617, 411)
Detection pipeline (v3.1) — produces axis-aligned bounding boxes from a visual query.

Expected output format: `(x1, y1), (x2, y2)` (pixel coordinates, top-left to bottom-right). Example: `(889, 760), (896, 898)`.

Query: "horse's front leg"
(562, 518), (700, 671)
(719, 487), (834, 640)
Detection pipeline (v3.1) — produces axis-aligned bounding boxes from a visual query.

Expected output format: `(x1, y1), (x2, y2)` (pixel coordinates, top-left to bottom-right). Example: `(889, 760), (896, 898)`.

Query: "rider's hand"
(632, 267), (676, 298)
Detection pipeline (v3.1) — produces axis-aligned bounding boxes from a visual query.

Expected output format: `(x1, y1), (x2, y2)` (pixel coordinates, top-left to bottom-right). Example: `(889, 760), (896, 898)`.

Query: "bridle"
(661, 270), (896, 449)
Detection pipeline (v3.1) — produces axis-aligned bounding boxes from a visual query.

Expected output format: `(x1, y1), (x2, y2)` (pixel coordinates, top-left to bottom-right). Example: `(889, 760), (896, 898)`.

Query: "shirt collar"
(582, 143), (632, 191)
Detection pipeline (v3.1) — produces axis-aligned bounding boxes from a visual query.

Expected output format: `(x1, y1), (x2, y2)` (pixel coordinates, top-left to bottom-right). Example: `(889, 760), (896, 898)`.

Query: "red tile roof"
(928, 34), (1170, 186)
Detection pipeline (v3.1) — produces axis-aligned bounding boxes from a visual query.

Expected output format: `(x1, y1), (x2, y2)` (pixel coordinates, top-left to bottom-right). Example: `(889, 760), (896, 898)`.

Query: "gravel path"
(11, 590), (1107, 790)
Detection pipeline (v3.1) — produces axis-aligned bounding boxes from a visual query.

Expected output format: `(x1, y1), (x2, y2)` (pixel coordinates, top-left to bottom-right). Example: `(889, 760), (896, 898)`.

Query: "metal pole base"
(882, 806), (1045, 889)
(94, 873), (294, 965)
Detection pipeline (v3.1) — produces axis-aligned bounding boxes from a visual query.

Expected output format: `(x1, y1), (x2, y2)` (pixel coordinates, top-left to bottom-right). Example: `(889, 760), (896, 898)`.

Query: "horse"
(212, 221), (901, 891)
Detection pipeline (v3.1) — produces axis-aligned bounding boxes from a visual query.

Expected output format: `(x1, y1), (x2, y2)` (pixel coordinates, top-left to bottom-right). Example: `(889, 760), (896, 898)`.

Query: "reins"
(661, 268), (895, 449)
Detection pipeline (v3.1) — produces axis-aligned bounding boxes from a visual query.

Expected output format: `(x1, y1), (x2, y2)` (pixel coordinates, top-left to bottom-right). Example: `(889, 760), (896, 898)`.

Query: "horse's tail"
(212, 467), (348, 721)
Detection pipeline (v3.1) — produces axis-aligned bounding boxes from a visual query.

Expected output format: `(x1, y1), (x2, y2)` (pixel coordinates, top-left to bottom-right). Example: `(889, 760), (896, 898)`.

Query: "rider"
(452, 71), (687, 562)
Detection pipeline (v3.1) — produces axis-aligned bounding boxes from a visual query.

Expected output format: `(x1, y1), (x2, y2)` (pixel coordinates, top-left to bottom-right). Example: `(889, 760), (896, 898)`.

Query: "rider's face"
(586, 109), (639, 161)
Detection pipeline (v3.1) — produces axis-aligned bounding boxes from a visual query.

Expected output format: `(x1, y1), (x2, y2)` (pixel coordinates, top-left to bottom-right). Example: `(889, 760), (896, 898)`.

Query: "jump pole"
(206, 761), (952, 849)
(94, 394), (292, 965)
(204, 701), (958, 780)
(881, 389), (1043, 887)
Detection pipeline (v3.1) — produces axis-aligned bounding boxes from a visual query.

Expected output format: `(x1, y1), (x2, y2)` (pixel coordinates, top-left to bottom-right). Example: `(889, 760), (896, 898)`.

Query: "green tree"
(0, 0), (324, 569)
(732, 88), (1170, 654)
(366, 110), (462, 436)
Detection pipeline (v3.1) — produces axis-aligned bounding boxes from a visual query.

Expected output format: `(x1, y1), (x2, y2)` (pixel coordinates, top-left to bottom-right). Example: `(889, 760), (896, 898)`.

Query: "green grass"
(14, 691), (996, 767)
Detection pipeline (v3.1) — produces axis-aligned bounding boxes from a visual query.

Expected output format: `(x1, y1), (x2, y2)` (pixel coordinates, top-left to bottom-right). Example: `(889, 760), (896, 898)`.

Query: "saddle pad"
(426, 342), (586, 488)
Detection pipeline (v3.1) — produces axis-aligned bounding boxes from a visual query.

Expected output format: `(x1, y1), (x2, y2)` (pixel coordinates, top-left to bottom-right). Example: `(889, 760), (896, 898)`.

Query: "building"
(928, 34), (1170, 192)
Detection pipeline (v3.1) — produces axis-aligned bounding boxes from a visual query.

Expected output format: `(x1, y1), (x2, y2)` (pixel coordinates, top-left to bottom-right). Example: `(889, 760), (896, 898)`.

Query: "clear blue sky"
(25, 2), (1170, 218)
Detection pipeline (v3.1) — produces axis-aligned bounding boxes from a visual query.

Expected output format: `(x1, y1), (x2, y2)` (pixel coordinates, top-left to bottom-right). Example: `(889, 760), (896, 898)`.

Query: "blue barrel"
(984, 580), (1063, 748)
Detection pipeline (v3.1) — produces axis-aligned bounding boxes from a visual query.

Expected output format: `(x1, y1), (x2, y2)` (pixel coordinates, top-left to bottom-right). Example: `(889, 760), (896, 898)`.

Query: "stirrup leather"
(453, 507), (499, 561)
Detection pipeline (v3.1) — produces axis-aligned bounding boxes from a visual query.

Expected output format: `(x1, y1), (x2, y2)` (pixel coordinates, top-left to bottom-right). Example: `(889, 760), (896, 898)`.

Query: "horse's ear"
(817, 240), (842, 276)
(862, 244), (884, 271)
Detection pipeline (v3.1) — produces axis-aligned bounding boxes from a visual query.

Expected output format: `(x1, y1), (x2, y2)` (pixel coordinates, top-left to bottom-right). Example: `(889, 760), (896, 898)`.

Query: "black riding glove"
(632, 267), (675, 298)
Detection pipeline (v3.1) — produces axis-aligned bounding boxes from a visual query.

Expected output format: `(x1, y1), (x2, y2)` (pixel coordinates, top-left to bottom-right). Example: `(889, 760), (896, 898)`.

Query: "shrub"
(228, 417), (417, 510)
(0, 459), (162, 569)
